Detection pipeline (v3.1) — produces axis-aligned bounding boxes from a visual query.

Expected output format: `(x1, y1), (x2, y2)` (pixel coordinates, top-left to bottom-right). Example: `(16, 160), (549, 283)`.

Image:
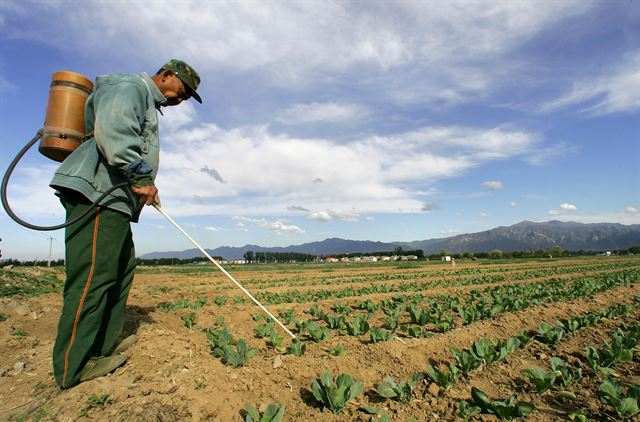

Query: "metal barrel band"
(41, 131), (85, 143)
(50, 80), (93, 95)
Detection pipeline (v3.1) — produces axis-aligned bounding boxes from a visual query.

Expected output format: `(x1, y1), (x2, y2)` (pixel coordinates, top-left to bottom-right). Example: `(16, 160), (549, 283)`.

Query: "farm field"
(1, 256), (639, 421)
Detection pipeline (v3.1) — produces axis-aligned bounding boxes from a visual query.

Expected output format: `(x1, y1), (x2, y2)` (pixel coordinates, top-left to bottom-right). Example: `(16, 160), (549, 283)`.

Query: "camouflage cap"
(159, 59), (202, 103)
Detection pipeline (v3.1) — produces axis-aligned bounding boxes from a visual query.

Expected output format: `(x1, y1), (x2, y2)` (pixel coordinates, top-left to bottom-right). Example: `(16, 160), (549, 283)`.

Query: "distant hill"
(397, 220), (640, 254)
(140, 238), (395, 260)
(139, 220), (640, 260)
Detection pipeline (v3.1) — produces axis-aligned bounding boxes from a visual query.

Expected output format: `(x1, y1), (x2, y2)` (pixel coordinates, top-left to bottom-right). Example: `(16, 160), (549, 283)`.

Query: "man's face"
(162, 73), (191, 106)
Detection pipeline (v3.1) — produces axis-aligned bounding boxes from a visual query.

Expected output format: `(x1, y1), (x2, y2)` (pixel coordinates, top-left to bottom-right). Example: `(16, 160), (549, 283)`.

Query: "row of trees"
(0, 258), (65, 267)
(434, 245), (640, 260)
(136, 256), (222, 266)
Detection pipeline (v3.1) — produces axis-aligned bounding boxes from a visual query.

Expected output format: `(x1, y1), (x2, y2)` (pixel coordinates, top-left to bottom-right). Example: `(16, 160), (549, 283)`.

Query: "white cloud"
(308, 211), (331, 222)
(482, 180), (503, 190)
(1, 1), (593, 104)
(510, 201), (517, 207)
(160, 101), (197, 132)
(329, 210), (360, 222)
(277, 102), (368, 124)
(151, 121), (538, 217)
(3, 120), (540, 225)
(365, 216), (375, 222)
(0, 163), (64, 219)
(232, 216), (304, 234)
(624, 207), (639, 214)
(204, 226), (220, 232)
(540, 50), (640, 116)
(480, 212), (490, 217)
(548, 203), (577, 215)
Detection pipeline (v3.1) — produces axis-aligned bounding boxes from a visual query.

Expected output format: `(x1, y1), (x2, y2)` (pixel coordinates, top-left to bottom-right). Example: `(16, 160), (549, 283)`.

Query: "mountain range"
(140, 220), (640, 260)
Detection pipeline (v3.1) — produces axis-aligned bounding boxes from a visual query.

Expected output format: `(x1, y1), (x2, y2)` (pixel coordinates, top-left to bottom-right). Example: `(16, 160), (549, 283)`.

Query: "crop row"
(251, 266), (638, 305)
(427, 301), (637, 391)
(238, 260), (640, 290)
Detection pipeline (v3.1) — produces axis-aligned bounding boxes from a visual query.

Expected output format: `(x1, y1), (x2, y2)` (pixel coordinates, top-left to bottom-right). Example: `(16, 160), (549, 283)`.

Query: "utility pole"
(47, 237), (55, 267)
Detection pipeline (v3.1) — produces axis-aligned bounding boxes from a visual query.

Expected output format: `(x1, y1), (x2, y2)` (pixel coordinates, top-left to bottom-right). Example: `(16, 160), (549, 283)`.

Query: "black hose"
(1, 130), (129, 231)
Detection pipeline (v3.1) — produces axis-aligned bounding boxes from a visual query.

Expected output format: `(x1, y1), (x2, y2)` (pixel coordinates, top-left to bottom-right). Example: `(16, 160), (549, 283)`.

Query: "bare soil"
(1, 257), (639, 421)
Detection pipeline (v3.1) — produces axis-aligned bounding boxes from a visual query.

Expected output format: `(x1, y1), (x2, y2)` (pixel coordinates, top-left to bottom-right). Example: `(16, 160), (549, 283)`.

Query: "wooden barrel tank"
(39, 71), (93, 162)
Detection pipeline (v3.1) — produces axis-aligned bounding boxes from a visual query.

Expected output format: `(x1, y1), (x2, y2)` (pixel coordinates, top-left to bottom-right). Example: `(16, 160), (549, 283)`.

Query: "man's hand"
(131, 185), (159, 206)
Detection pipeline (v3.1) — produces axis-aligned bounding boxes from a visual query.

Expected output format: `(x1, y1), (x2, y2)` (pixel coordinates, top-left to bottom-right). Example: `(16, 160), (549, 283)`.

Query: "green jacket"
(50, 72), (166, 221)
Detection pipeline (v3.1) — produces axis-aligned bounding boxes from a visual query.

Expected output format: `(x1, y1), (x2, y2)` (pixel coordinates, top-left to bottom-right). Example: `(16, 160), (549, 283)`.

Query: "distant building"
(441, 256), (451, 262)
(221, 259), (247, 265)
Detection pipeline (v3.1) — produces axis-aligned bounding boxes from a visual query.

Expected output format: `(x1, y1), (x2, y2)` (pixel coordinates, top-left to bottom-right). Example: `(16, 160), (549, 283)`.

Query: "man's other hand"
(131, 185), (159, 206)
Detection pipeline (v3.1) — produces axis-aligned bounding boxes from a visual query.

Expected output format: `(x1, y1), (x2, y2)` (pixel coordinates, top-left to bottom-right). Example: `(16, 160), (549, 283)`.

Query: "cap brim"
(187, 85), (202, 103)
(177, 76), (202, 103)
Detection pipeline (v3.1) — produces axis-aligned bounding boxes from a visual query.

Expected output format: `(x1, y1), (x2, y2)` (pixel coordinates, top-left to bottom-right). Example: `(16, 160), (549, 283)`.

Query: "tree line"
(2, 246), (638, 267)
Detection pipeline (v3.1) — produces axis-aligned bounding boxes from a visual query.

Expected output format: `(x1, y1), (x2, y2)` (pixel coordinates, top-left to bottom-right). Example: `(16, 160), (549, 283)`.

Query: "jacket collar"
(139, 72), (166, 107)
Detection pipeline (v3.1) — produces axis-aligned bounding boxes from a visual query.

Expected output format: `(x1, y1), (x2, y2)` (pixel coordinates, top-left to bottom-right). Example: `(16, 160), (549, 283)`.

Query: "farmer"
(49, 59), (202, 388)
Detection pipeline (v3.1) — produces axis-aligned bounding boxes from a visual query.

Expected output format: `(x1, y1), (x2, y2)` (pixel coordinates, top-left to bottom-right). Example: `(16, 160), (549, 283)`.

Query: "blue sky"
(1, 1), (638, 260)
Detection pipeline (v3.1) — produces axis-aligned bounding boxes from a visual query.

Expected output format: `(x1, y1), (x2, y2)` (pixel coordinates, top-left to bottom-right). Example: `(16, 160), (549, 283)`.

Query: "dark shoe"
(112, 334), (138, 355)
(79, 354), (128, 382)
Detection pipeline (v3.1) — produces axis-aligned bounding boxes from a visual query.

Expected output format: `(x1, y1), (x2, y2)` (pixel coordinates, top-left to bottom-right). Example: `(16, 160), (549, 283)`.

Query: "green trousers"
(52, 191), (136, 388)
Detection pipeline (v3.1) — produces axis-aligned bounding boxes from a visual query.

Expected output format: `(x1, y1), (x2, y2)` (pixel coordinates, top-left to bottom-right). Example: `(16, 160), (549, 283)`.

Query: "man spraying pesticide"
(1, 60), (292, 389)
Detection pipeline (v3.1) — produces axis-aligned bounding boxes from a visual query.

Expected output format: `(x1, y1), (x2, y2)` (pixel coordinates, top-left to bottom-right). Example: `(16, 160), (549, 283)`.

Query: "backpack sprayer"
(1, 70), (295, 339)
(1, 71), (131, 230)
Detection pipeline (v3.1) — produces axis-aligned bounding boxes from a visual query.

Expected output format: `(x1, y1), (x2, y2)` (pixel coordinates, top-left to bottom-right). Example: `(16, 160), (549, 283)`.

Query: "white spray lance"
(153, 204), (296, 339)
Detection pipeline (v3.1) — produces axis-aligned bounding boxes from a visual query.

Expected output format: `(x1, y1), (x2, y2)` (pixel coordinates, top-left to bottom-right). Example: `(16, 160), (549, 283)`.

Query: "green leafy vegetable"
(426, 364), (460, 390)
(243, 402), (284, 422)
(311, 371), (363, 414)
(345, 315), (370, 336)
(212, 339), (257, 367)
(376, 373), (424, 403)
(598, 379), (640, 419)
(370, 327), (394, 344)
(327, 344), (348, 356)
(181, 312), (197, 329)
(468, 387), (535, 420)
(286, 339), (306, 356)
